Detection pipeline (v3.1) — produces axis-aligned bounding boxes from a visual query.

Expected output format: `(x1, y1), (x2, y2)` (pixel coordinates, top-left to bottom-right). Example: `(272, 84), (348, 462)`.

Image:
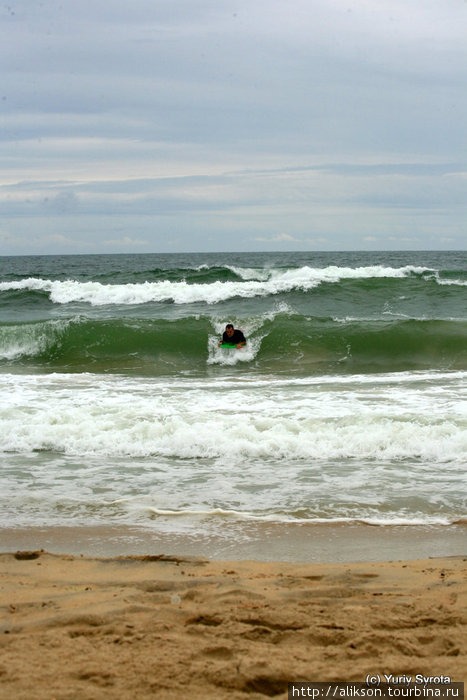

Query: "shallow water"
(1, 251), (466, 542)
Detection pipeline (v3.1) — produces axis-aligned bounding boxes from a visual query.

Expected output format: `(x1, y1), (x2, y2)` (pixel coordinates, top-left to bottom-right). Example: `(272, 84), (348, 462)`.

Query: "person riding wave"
(219, 324), (246, 349)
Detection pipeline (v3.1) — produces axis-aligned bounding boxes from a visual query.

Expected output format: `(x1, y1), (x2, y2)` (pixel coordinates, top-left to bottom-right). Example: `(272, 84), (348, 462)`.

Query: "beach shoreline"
(2, 249), (467, 698)
(1, 522), (466, 563)
(0, 549), (465, 699)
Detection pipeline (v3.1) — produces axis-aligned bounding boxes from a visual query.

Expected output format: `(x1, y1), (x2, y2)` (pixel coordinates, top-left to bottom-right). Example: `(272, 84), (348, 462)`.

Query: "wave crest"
(0, 264), (444, 306)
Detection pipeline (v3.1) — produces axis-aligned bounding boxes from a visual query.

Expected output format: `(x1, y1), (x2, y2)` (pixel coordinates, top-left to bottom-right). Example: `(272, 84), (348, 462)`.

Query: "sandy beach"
(1, 550), (466, 699)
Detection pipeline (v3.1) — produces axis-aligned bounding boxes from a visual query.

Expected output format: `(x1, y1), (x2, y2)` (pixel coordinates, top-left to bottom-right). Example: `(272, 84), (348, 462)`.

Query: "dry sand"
(0, 551), (466, 699)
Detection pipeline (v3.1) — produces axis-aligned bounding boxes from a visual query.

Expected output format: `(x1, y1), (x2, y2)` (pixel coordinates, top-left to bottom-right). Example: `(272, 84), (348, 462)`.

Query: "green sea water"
(0, 251), (466, 548)
(1, 250), (467, 376)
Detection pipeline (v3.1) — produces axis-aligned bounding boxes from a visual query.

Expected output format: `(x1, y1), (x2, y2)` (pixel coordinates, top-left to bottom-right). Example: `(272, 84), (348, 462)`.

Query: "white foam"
(207, 338), (261, 365)
(1, 370), (464, 530)
(2, 371), (467, 462)
(0, 264), (441, 305)
(437, 278), (467, 287)
(117, 504), (457, 526)
(226, 265), (271, 281)
(125, 508), (458, 527)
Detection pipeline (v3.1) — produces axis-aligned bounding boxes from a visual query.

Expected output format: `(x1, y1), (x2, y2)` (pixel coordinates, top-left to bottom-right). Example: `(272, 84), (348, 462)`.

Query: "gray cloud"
(0, 0), (466, 254)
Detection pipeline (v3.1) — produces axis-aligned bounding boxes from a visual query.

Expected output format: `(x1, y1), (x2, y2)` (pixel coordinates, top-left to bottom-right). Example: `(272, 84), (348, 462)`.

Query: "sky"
(1, 0), (466, 255)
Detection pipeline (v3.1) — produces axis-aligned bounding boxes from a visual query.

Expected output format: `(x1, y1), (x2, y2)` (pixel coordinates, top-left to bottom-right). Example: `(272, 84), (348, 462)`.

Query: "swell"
(0, 264), (267, 290)
(260, 316), (467, 373)
(2, 315), (467, 374)
(0, 317), (213, 371)
(2, 264), (467, 307)
(94, 265), (253, 284)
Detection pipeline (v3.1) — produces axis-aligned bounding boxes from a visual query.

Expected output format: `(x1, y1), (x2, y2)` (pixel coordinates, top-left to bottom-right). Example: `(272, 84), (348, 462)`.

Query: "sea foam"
(0, 265), (437, 305)
(2, 371), (467, 463)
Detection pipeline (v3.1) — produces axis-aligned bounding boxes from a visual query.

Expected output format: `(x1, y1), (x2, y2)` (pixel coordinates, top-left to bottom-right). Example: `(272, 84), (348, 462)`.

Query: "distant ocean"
(1, 251), (466, 555)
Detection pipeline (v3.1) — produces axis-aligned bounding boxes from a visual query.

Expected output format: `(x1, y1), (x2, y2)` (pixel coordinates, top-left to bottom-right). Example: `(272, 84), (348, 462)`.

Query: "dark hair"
(225, 323), (234, 329)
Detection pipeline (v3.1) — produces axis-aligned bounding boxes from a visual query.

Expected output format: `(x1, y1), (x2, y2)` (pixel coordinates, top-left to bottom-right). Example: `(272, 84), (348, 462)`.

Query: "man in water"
(219, 323), (246, 348)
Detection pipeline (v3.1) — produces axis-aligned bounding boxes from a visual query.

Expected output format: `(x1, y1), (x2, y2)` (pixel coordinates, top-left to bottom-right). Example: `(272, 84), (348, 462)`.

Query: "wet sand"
(1, 522), (466, 562)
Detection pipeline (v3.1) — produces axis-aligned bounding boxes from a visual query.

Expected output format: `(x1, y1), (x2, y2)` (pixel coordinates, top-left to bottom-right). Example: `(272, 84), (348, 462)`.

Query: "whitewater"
(0, 264), (463, 306)
(1, 250), (466, 554)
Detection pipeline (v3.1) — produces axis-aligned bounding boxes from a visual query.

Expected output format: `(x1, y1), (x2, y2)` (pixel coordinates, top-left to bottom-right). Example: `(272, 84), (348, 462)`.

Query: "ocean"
(1, 251), (466, 560)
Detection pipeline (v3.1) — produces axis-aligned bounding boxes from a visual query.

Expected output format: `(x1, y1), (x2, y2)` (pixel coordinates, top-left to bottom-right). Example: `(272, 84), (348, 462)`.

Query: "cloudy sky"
(1, 0), (466, 255)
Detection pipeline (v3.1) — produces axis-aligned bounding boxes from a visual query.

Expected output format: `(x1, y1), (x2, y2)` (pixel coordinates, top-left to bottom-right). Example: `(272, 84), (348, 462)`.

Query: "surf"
(0, 264), (457, 306)
(2, 313), (467, 375)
